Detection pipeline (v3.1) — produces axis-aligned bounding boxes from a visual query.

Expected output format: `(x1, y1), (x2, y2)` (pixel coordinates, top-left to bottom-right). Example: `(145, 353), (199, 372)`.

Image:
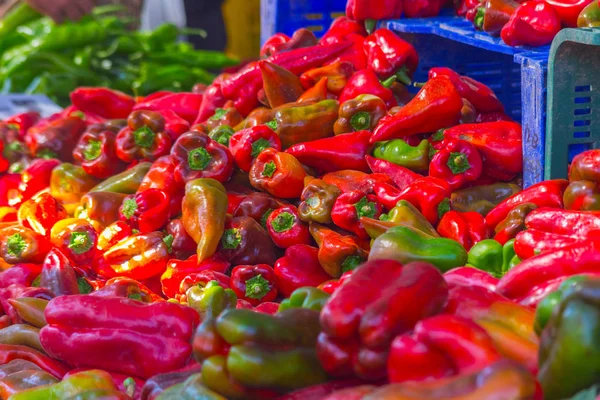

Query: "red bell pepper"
(339, 69), (398, 109)
(438, 211), (489, 250)
(171, 132), (234, 185)
(388, 315), (501, 383)
(370, 75), (463, 143)
(286, 131), (371, 173)
(501, 0), (562, 47)
(115, 111), (173, 163)
(388, 177), (451, 224)
(229, 125), (282, 172)
(230, 264), (278, 306)
(0, 263), (42, 288)
(165, 219), (197, 260)
(346, 0), (403, 31)
(17, 193), (67, 238)
(260, 33), (291, 58)
(310, 223), (369, 278)
(318, 260), (448, 379)
(8, 159), (60, 208)
(364, 29), (419, 82)
(119, 189), (170, 233)
(178, 270), (230, 301)
(49, 218), (98, 266)
(274, 244), (331, 297)
(318, 270), (354, 295)
(137, 155), (184, 218)
(40, 295), (199, 379)
(72, 129), (127, 179)
(331, 190), (384, 239)
(485, 180), (569, 229)
(134, 92), (203, 124)
(429, 67), (505, 113)
(524, 208), (600, 237)
(266, 205), (311, 249)
(38, 247), (79, 297)
(70, 87), (135, 120)
(365, 155), (422, 190)
(96, 221), (132, 252)
(25, 116), (86, 161)
(249, 148), (306, 199)
(320, 17), (367, 46)
(403, 0), (448, 18)
(4, 111), (40, 139)
(324, 33), (368, 71)
(444, 267), (499, 292)
(442, 121), (523, 181)
(161, 255), (230, 299)
(514, 229), (580, 259)
(430, 139), (483, 190)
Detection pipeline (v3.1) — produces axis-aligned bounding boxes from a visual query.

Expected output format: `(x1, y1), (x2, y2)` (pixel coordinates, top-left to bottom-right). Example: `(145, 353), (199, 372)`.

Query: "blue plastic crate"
(260, 0), (346, 44)
(384, 17), (550, 187)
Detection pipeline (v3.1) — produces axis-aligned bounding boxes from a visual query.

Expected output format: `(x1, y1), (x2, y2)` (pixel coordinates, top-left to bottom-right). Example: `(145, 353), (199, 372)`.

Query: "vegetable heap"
(0, 11), (600, 400)
(0, 3), (238, 106)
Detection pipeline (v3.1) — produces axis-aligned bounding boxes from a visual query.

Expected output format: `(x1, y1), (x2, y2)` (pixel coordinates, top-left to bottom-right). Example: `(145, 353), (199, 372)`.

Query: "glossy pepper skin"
(134, 92), (204, 124)
(230, 264), (278, 306)
(300, 61), (355, 96)
(182, 178), (228, 264)
(493, 202), (537, 245)
(319, 260), (447, 380)
(75, 192), (126, 229)
(578, 0), (600, 27)
(501, 0), (562, 47)
(331, 191), (384, 239)
(25, 116), (86, 162)
(467, 238), (520, 278)
(249, 148), (306, 199)
(49, 218), (98, 265)
(0, 226), (52, 265)
(89, 162), (151, 195)
(115, 110), (173, 163)
(474, 0), (520, 36)
(287, 130), (371, 173)
(569, 149), (600, 183)
(266, 205), (310, 249)
(373, 138), (431, 172)
(119, 188), (170, 233)
(538, 278), (600, 400)
(137, 155), (184, 218)
(38, 247), (79, 297)
(161, 255), (230, 299)
(438, 210), (489, 251)
(451, 183), (521, 215)
(443, 121), (523, 180)
(49, 163), (98, 211)
(370, 225), (468, 272)
(371, 75), (463, 143)
(339, 69), (398, 110)
(371, 200), (439, 239)
(485, 179), (568, 229)
(391, 176), (451, 225)
(259, 61), (304, 108)
(298, 177), (342, 224)
(72, 129), (126, 179)
(40, 295), (198, 379)
(363, 29), (419, 82)
(71, 87), (135, 119)
(171, 131), (234, 185)
(233, 191), (287, 226)
(274, 244), (331, 297)
(564, 180), (600, 210)
(8, 158), (60, 208)
(279, 287), (330, 313)
(366, 155), (422, 190)
(309, 223), (368, 278)
(229, 125), (281, 173)
(334, 94), (387, 135)
(17, 193), (67, 238)
(430, 139), (484, 190)
(218, 216), (278, 266)
(207, 108), (242, 134)
(346, 0), (403, 28)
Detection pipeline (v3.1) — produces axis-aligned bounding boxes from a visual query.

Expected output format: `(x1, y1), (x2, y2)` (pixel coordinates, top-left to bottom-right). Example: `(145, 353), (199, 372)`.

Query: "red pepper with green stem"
(309, 223), (369, 278)
(119, 189), (170, 233)
(286, 130), (372, 173)
(218, 216), (278, 266)
(230, 265), (278, 306)
(72, 129), (127, 179)
(161, 255), (230, 299)
(438, 211), (489, 251)
(25, 116), (86, 161)
(363, 29), (419, 83)
(115, 111), (173, 163)
(339, 69), (398, 109)
(485, 179), (568, 230)
(249, 148), (306, 199)
(40, 295), (198, 379)
(430, 139), (483, 190)
(165, 219), (197, 261)
(171, 132), (234, 185)
(443, 121), (523, 181)
(334, 94), (387, 135)
(137, 155), (184, 218)
(274, 244), (331, 297)
(178, 270), (230, 302)
(17, 193), (67, 238)
(429, 67), (505, 113)
(229, 126), (281, 173)
(346, 0), (403, 32)
(501, 0), (562, 47)
(370, 76), (464, 143)
(49, 218), (97, 265)
(233, 192), (287, 227)
(8, 158), (60, 208)
(266, 205), (311, 249)
(331, 191), (384, 240)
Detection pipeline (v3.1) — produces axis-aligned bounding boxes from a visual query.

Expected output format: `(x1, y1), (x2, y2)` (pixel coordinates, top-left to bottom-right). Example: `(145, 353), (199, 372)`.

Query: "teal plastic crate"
(545, 28), (600, 180)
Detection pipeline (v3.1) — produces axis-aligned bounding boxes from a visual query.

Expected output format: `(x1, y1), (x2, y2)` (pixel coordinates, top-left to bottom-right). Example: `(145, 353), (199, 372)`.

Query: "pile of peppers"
(0, 3), (238, 106)
(0, 10), (599, 400)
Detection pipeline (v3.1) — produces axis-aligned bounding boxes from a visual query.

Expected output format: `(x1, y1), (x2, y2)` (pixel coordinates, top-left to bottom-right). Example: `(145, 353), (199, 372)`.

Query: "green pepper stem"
(121, 198), (138, 220)
(262, 161), (277, 178)
(222, 228), (242, 249)
(133, 126), (156, 149)
(355, 197), (377, 219)
(188, 147), (212, 171)
(341, 255), (363, 273)
(83, 139), (102, 161)
(68, 231), (93, 255)
(350, 112), (372, 132)
(447, 152), (471, 175)
(251, 138), (272, 158)
(245, 274), (271, 300)
(6, 233), (26, 257)
(271, 212), (295, 233)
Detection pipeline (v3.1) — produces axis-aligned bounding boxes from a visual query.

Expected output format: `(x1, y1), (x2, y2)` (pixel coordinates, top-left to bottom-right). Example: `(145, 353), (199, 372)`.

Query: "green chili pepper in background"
(0, 3), (41, 38)
(278, 287), (330, 312)
(373, 139), (432, 172)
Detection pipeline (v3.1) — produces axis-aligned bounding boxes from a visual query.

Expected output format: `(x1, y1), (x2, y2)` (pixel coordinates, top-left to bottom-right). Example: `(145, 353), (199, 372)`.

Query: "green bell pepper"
(278, 287), (330, 313)
(466, 239), (520, 278)
(538, 278), (600, 400)
(369, 225), (468, 272)
(372, 139), (431, 172)
(89, 162), (151, 194)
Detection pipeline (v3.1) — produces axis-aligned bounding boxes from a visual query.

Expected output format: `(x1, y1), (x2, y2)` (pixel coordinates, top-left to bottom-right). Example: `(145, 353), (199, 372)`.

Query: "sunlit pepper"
(230, 264), (278, 306)
(249, 148), (306, 199)
(101, 232), (169, 280)
(309, 223), (368, 278)
(229, 126), (282, 173)
(50, 218), (98, 266)
(331, 191), (384, 239)
(72, 129), (127, 179)
(119, 189), (170, 233)
(17, 193), (67, 238)
(266, 205), (311, 249)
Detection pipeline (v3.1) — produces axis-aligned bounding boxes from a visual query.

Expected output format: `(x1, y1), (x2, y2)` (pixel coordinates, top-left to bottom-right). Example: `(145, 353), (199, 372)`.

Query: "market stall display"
(0, 0), (600, 399)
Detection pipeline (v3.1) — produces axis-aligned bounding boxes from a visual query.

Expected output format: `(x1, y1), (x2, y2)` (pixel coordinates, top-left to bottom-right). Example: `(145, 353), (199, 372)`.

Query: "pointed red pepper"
(346, 0), (403, 31)
(70, 87), (135, 120)
(266, 205), (311, 249)
(259, 61), (305, 108)
(137, 155), (184, 218)
(230, 264), (278, 306)
(430, 139), (484, 190)
(501, 0), (562, 47)
(364, 29), (419, 82)
(331, 190), (384, 239)
(395, 177), (452, 224)
(429, 67), (505, 113)
(229, 126), (282, 173)
(133, 92), (203, 124)
(438, 211), (489, 251)
(366, 155), (422, 190)
(286, 130), (371, 173)
(274, 244), (331, 297)
(339, 69), (398, 109)
(370, 75), (463, 143)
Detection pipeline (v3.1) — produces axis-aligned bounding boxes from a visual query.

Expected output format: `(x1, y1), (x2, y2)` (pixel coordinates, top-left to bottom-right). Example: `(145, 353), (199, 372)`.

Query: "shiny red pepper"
(437, 211), (489, 251)
(365, 155), (422, 190)
(70, 87), (135, 120)
(4, 111), (40, 139)
(501, 0), (562, 47)
(430, 139), (484, 190)
(274, 244), (331, 297)
(386, 177), (451, 225)
(133, 92), (203, 124)
(331, 190), (384, 239)
(546, 0), (593, 27)
(320, 17), (367, 45)
(346, 0), (403, 29)
(25, 116), (86, 161)
(230, 264), (278, 306)
(72, 129), (127, 179)
(17, 193), (67, 238)
(260, 33), (291, 58)
(266, 205), (311, 249)
(50, 218), (98, 266)
(161, 255), (230, 299)
(249, 148), (307, 199)
(339, 69), (398, 109)
(363, 29), (419, 82)
(229, 126), (282, 173)
(119, 189), (170, 233)
(137, 155), (184, 218)
(115, 111), (173, 163)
